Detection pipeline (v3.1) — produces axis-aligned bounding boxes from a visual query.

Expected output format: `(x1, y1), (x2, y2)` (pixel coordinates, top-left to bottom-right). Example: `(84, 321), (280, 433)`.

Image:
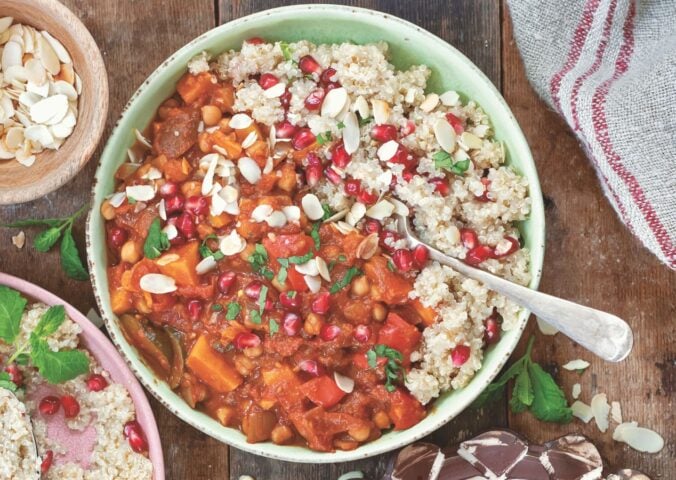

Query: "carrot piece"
(186, 335), (243, 393)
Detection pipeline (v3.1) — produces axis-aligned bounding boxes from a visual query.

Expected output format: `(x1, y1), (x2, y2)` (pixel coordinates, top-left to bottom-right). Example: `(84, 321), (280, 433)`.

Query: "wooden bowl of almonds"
(0, 0), (108, 205)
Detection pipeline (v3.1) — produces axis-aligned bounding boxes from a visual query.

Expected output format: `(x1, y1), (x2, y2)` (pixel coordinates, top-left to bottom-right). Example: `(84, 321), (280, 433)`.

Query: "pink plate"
(0, 272), (165, 480)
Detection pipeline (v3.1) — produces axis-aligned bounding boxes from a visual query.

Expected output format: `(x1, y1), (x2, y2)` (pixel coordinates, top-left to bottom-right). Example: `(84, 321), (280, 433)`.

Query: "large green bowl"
(87, 4), (545, 463)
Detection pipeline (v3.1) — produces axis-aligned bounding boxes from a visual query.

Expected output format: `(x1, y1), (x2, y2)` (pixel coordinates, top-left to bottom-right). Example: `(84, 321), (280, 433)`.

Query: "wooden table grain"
(0, 1), (673, 479)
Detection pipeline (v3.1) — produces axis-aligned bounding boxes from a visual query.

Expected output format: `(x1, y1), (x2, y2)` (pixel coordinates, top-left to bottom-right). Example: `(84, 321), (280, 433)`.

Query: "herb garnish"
(387, 260), (395, 272)
(2, 205), (89, 280)
(286, 291), (297, 298)
(269, 318), (279, 336)
(328, 254), (347, 271)
(225, 302), (241, 320)
(279, 42), (294, 62)
(321, 204), (333, 221)
(250, 310), (262, 324)
(329, 267), (363, 294)
(316, 131), (333, 145)
(249, 244), (274, 280)
(0, 287), (89, 387)
(337, 121), (345, 130)
(277, 266), (288, 283)
(258, 285), (269, 315)
(367, 344), (405, 392)
(474, 336), (572, 423)
(211, 304), (223, 311)
(310, 222), (321, 249)
(199, 235), (225, 261)
(432, 151), (470, 175)
(144, 218), (170, 259)
(358, 116), (373, 127)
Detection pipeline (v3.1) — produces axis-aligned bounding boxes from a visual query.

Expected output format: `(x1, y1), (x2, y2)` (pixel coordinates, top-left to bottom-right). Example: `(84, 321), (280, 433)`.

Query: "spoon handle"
(425, 248), (633, 362)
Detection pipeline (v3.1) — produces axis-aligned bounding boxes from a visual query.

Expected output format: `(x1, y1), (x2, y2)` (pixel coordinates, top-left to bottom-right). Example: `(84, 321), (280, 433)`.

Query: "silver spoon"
(395, 214), (633, 362)
(4, 389), (41, 479)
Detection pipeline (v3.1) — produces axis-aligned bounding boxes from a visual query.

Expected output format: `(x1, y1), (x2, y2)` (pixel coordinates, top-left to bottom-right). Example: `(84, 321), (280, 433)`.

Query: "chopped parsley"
(279, 42), (294, 62)
(337, 121), (345, 129)
(211, 303), (223, 311)
(321, 204), (333, 221)
(199, 236), (225, 261)
(316, 131), (333, 145)
(269, 318), (279, 336)
(367, 344), (405, 392)
(286, 290), (297, 298)
(277, 266), (288, 283)
(225, 302), (241, 320)
(310, 222), (321, 249)
(249, 244), (274, 280)
(432, 151), (470, 175)
(127, 197), (137, 205)
(328, 254), (347, 271)
(329, 267), (363, 294)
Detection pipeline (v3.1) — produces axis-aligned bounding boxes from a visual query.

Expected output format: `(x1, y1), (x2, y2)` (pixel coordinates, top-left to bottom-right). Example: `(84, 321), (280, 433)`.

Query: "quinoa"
(0, 303), (153, 480)
(0, 389), (40, 480)
(191, 40), (532, 406)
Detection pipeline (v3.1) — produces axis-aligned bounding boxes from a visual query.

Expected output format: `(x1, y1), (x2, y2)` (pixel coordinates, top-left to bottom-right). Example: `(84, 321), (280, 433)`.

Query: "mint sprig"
(143, 218), (170, 259)
(432, 151), (470, 175)
(367, 344), (405, 392)
(2, 204), (89, 281)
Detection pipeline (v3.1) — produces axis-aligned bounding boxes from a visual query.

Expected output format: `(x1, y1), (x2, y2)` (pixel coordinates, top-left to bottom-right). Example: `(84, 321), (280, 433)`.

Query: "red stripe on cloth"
(549, 0), (602, 113)
(591, 2), (676, 265)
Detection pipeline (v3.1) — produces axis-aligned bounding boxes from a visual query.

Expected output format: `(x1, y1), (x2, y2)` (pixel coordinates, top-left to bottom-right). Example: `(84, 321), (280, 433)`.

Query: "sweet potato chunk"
(177, 72), (215, 104)
(363, 256), (412, 304)
(186, 335), (243, 393)
(157, 241), (200, 287)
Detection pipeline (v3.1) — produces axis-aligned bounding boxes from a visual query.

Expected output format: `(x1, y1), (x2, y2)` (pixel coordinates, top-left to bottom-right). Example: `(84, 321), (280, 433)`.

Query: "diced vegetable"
(177, 72), (215, 104)
(377, 313), (421, 362)
(363, 256), (412, 304)
(410, 298), (438, 326)
(387, 388), (425, 430)
(243, 410), (277, 443)
(156, 241), (200, 287)
(300, 375), (346, 409)
(186, 335), (243, 393)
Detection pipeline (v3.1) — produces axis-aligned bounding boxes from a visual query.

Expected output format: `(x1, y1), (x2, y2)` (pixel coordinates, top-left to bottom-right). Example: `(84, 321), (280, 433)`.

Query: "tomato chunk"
(300, 375), (346, 409)
(286, 266), (309, 292)
(377, 312), (421, 362)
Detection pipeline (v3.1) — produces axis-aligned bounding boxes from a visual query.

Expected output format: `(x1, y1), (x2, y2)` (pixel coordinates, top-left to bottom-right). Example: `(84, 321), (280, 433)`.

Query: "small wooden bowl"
(0, 0), (108, 205)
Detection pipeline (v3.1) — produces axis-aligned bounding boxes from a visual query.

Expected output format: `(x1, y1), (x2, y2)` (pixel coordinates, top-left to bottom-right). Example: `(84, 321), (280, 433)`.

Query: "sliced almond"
(612, 421), (638, 441)
(26, 80), (50, 98)
(219, 230), (246, 256)
(419, 93), (439, 113)
(195, 255), (218, 275)
(356, 233), (379, 260)
(29, 94), (68, 124)
(304, 274), (321, 293)
(1, 40), (22, 71)
(316, 257), (331, 282)
(366, 200), (395, 220)
(11, 230), (25, 249)
(5, 126), (24, 149)
(323, 208), (348, 223)
(265, 211), (287, 228)
(377, 140), (399, 161)
(371, 99), (390, 125)
(241, 130), (258, 149)
(301, 193), (324, 220)
(0, 17), (13, 34)
(342, 112), (360, 155)
(295, 258), (319, 277)
(439, 90), (460, 106)
(163, 224), (178, 240)
(459, 131), (483, 150)
(126, 184), (155, 201)
(352, 95), (370, 119)
(282, 205), (301, 222)
(321, 87), (348, 118)
(611, 401), (622, 424)
(24, 58), (46, 86)
(108, 191), (126, 208)
(345, 202), (366, 226)
(156, 253), (180, 266)
(158, 198), (167, 220)
(389, 198), (409, 216)
(590, 393), (610, 433)
(433, 118), (456, 153)
(50, 80), (77, 100)
(333, 371), (354, 393)
(562, 359), (590, 371)
(142, 167), (162, 181)
(571, 400), (593, 423)
(134, 128), (152, 148)
(229, 113), (253, 130)
(334, 221), (356, 235)
(572, 383), (581, 400)
(36, 33), (60, 75)
(200, 153), (220, 195)
(40, 31), (71, 64)
(238, 156), (261, 184)
(613, 424), (664, 453)
(251, 204), (274, 222)
(139, 273), (177, 294)
(263, 82), (286, 99)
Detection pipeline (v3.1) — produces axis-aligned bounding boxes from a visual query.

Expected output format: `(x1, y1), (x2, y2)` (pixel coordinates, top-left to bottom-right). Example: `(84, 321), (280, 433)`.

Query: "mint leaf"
(250, 310), (262, 324)
(2, 218), (64, 228)
(280, 42), (293, 61)
(316, 131), (332, 145)
(330, 267), (362, 294)
(368, 344), (405, 392)
(60, 226), (89, 281)
(258, 285), (268, 315)
(310, 222), (321, 249)
(30, 337), (89, 384)
(34, 227), (63, 252)
(0, 372), (18, 392)
(510, 368), (533, 413)
(0, 286), (27, 344)
(33, 306), (66, 338)
(144, 218), (170, 259)
(321, 204), (333, 221)
(277, 266), (288, 283)
(225, 302), (240, 320)
(358, 116), (373, 127)
(433, 151), (470, 175)
(474, 356), (528, 408)
(528, 362), (572, 423)
(269, 319), (279, 336)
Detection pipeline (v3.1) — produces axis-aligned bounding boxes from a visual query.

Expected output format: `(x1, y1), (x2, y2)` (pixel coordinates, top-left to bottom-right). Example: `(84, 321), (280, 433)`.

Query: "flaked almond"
(377, 140), (399, 161)
(562, 359), (590, 371)
(352, 95), (370, 119)
(304, 274), (321, 293)
(419, 93), (439, 112)
(345, 202), (366, 226)
(24, 124), (53, 147)
(163, 224), (178, 240)
(263, 82), (286, 99)
(263, 156), (274, 174)
(11, 231), (25, 249)
(333, 371), (354, 394)
(590, 393), (610, 433)
(439, 90), (460, 106)
(356, 233), (379, 260)
(613, 423), (664, 454)
(334, 221), (356, 235)
(389, 198), (409, 216)
(238, 156), (261, 184)
(134, 128), (152, 148)
(433, 118), (456, 153)
(108, 192), (126, 208)
(572, 383), (581, 400)
(459, 131), (483, 150)
(611, 401), (622, 424)
(201, 153), (220, 195)
(40, 31), (71, 64)
(342, 112), (360, 154)
(251, 204), (274, 222)
(241, 130), (258, 149)
(365, 199), (395, 220)
(139, 273), (177, 294)
(195, 255), (218, 275)
(321, 87), (348, 118)
(29, 94), (68, 124)
(316, 257), (331, 282)
(126, 185), (155, 202)
(219, 230), (246, 256)
(282, 205), (301, 222)
(571, 400), (593, 423)
(371, 99), (390, 124)
(265, 211), (287, 228)
(229, 113), (253, 129)
(158, 199), (167, 220)
(301, 193), (324, 220)
(142, 167), (163, 181)
(295, 258), (319, 277)
(156, 253), (180, 266)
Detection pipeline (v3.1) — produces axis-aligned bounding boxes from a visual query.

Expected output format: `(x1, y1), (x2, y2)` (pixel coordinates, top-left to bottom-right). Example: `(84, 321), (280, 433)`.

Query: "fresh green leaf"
(366, 349), (377, 368)
(528, 362), (573, 423)
(329, 267), (363, 294)
(249, 244), (273, 280)
(337, 121), (345, 130)
(286, 251), (314, 265)
(321, 204), (333, 221)
(279, 42), (293, 61)
(387, 261), (395, 272)
(316, 131), (333, 145)
(60, 226), (89, 281)
(474, 350), (530, 407)
(368, 344), (405, 392)
(32, 306), (66, 338)
(259, 285), (268, 315)
(211, 304), (223, 311)
(34, 227), (63, 252)
(277, 266), (288, 283)
(0, 286), (27, 344)
(358, 116), (373, 127)
(269, 319), (279, 336)
(286, 291), (296, 298)
(2, 218), (64, 228)
(143, 218), (170, 259)
(0, 372), (18, 392)
(14, 353), (29, 366)
(30, 337), (90, 384)
(250, 310), (262, 324)
(310, 222), (321, 249)
(337, 254), (347, 263)
(509, 369), (533, 413)
(225, 302), (241, 320)
(432, 151), (471, 175)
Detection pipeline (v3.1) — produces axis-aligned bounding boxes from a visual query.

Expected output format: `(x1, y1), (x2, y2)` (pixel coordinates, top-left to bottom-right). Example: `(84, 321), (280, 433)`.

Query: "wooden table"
(1, 1), (673, 478)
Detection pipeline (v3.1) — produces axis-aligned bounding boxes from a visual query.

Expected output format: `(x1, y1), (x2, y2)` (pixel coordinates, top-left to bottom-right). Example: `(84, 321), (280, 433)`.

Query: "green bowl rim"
(86, 3), (545, 463)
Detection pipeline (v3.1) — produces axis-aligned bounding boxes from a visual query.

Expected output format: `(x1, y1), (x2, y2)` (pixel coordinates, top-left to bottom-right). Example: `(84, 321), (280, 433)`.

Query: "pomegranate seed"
(217, 272), (237, 293)
(168, 232), (186, 247)
(344, 179), (361, 197)
(275, 120), (298, 139)
(174, 213), (196, 238)
(320, 324), (341, 341)
(299, 359), (324, 376)
(4, 364), (22, 387)
(465, 245), (494, 265)
(363, 219), (381, 235)
(331, 142), (351, 168)
(164, 194), (185, 215)
(358, 188), (378, 205)
(311, 292), (330, 315)
(185, 196), (209, 216)
(124, 420), (148, 454)
(41, 450), (53, 474)
(401, 120), (416, 136)
(324, 167), (342, 185)
(86, 374), (108, 392)
(371, 124), (398, 142)
(460, 228), (478, 249)
(412, 244), (429, 268)
(475, 177), (492, 202)
(306, 164), (323, 187)
(246, 37), (265, 45)
(187, 299), (203, 321)
(299, 55), (321, 75)
(282, 312), (302, 336)
(445, 113), (465, 135)
(430, 177), (450, 196)
(234, 332), (261, 349)
(451, 345), (471, 366)
(320, 67), (337, 84)
(325, 82), (341, 91)
(280, 291), (302, 310)
(392, 249), (414, 272)
(244, 281), (262, 299)
(39, 396), (60, 416)
(306, 152), (322, 166)
(258, 73), (279, 90)
(292, 128), (316, 150)
(280, 89), (292, 109)
(108, 227), (127, 249)
(304, 88), (325, 110)
(379, 230), (400, 253)
(353, 325), (371, 343)
(484, 313), (502, 345)
(159, 182), (178, 197)
(61, 395), (80, 418)
(402, 171), (414, 183)
(491, 237), (520, 259)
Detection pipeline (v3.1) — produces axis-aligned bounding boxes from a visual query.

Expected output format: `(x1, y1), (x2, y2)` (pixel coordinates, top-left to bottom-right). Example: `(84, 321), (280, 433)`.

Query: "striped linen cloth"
(507, 0), (676, 269)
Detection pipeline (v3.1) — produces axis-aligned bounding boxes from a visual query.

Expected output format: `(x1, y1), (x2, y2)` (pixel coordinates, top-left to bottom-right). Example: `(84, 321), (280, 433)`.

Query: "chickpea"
(134, 296), (152, 314)
(201, 105), (223, 127)
(100, 200), (116, 220)
(234, 355), (254, 376)
(373, 411), (391, 429)
(244, 345), (263, 359)
(120, 240), (140, 263)
(351, 276), (370, 297)
(334, 439), (359, 451)
(304, 313), (323, 336)
(216, 406), (235, 426)
(218, 117), (232, 132)
(348, 424), (371, 442)
(270, 425), (294, 445)
(372, 303), (387, 322)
